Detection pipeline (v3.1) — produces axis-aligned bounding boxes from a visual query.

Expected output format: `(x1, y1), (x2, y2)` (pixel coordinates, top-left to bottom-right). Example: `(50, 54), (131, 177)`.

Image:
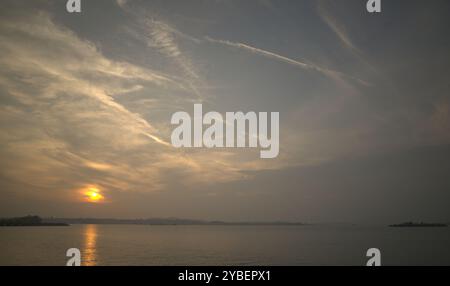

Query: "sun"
(83, 187), (105, 203)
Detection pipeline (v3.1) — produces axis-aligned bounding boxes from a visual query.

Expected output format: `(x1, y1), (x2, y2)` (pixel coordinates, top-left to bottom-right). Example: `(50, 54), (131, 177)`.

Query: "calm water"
(0, 224), (449, 266)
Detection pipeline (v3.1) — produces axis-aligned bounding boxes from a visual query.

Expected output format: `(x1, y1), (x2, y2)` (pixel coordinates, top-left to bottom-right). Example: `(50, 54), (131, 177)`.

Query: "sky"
(0, 0), (449, 223)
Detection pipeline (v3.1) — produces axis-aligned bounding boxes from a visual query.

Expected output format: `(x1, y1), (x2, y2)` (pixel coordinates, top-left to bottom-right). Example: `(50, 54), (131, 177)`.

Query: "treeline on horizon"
(43, 217), (305, 226)
(2, 216), (448, 227)
(0, 215), (305, 226)
(0, 216), (68, 226)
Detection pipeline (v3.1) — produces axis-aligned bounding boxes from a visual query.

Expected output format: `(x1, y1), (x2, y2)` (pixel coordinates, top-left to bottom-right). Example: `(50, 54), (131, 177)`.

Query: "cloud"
(116, 3), (205, 99)
(0, 14), (173, 146)
(0, 10), (174, 196)
(317, 0), (360, 53)
(116, 0), (128, 8)
(147, 19), (201, 81)
(0, 6), (263, 203)
(316, 0), (379, 75)
(204, 36), (370, 86)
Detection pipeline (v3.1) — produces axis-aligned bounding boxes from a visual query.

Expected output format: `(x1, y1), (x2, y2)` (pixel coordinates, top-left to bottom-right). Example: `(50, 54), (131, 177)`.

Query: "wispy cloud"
(317, 0), (360, 53)
(116, 2), (205, 99)
(147, 19), (201, 81)
(204, 36), (370, 86)
(116, 0), (128, 8)
(316, 0), (379, 75)
(0, 7), (260, 202)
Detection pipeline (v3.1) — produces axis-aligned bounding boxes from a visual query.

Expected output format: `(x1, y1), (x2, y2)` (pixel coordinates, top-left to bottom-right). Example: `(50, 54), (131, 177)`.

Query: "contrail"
(204, 36), (370, 86)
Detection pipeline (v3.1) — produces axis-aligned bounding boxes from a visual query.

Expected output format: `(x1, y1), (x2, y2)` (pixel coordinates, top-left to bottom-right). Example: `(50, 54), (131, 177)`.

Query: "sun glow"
(82, 187), (105, 203)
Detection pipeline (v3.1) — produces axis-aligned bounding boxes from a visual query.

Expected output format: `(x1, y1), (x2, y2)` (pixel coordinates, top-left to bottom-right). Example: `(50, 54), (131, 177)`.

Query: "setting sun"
(82, 187), (105, 203)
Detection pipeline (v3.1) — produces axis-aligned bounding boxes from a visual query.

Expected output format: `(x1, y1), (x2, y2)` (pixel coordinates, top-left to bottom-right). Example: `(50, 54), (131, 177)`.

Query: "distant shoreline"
(0, 223), (69, 227)
(0, 216), (305, 227)
(389, 222), (448, 228)
(0, 216), (69, 227)
(2, 216), (448, 228)
(44, 218), (306, 226)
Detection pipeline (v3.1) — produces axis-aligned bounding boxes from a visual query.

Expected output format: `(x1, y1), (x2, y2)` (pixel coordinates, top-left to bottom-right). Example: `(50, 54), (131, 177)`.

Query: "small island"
(0, 216), (69, 226)
(389, 222), (447, 228)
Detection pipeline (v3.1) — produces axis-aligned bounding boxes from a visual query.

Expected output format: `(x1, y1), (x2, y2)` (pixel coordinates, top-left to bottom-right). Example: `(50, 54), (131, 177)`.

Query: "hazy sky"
(1, 0), (449, 223)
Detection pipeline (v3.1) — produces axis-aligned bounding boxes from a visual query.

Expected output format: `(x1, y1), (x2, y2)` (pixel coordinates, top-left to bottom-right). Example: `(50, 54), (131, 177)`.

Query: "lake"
(0, 224), (449, 266)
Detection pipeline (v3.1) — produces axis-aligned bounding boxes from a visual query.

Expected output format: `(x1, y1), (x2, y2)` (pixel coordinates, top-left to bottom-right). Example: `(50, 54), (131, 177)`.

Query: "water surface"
(0, 224), (449, 266)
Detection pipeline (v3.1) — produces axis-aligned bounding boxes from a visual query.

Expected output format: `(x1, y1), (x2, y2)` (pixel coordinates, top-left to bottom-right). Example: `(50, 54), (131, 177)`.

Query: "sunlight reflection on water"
(1, 225), (450, 265)
(82, 224), (97, 266)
